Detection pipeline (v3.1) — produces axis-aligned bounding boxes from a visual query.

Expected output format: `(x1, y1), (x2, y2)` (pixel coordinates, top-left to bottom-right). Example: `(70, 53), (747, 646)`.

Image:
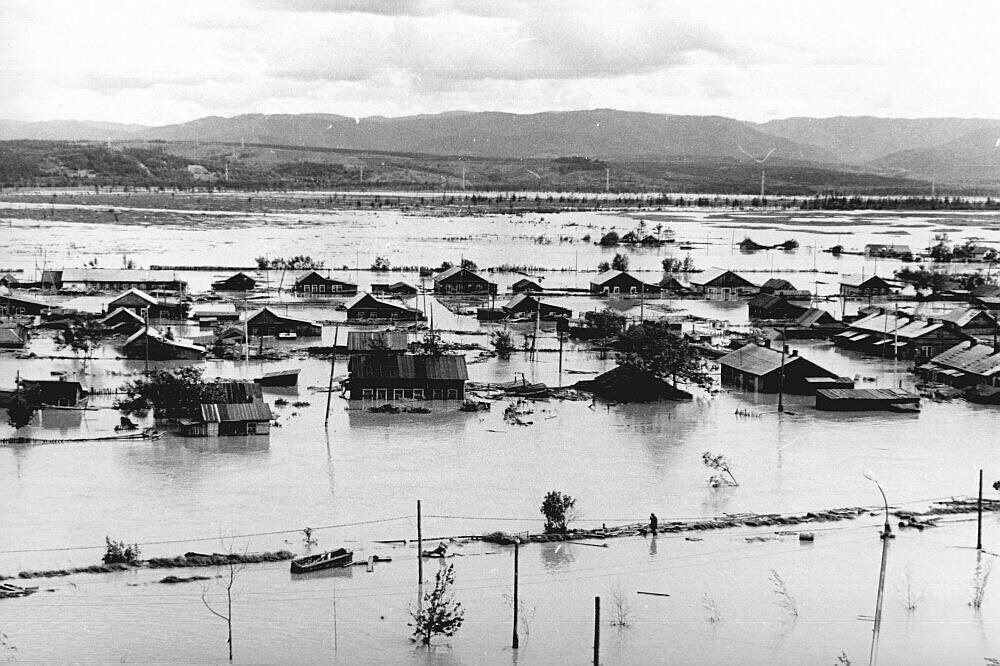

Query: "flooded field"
(1, 193), (1000, 663)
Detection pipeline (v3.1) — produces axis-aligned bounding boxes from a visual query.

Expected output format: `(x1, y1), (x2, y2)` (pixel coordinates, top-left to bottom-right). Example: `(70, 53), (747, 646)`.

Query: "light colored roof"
(109, 288), (158, 306)
(201, 399), (272, 423)
(718, 343), (832, 377)
(937, 308), (993, 328)
(929, 342), (1000, 377)
(124, 326), (206, 352)
(0, 328), (24, 345)
(796, 308), (834, 327)
(433, 266), (491, 284)
(99, 307), (144, 324)
(348, 353), (469, 381)
(60, 269), (181, 283)
(346, 330), (410, 352)
(850, 312), (910, 334)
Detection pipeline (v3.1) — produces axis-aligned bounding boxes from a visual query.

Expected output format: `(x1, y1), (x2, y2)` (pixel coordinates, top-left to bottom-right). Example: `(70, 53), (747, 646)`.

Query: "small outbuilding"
(180, 381), (272, 436)
(346, 293), (424, 322)
(212, 272), (257, 291)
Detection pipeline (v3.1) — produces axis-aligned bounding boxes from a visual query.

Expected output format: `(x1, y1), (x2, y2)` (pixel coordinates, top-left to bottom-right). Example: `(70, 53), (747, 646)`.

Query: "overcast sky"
(2, 0), (999, 126)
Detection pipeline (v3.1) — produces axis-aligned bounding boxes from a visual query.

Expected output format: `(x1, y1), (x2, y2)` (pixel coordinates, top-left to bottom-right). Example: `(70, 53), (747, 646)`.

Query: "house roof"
(937, 307), (994, 328)
(762, 278), (796, 290)
(2, 294), (52, 308)
(850, 312), (910, 335)
(929, 342), (1000, 377)
(346, 292), (422, 314)
(718, 343), (830, 377)
(796, 308), (836, 327)
(503, 294), (571, 314)
(191, 302), (238, 317)
(433, 266), (491, 284)
(201, 399), (272, 423)
(348, 354), (469, 381)
(109, 288), (158, 306)
(124, 326), (207, 352)
(346, 330), (410, 352)
(688, 269), (755, 288)
(749, 293), (783, 309)
(246, 307), (319, 328)
(590, 269), (646, 286)
(840, 274), (894, 288)
(512, 278), (542, 289)
(865, 244), (911, 252)
(99, 307), (144, 325)
(60, 269), (181, 283)
(0, 328), (24, 345)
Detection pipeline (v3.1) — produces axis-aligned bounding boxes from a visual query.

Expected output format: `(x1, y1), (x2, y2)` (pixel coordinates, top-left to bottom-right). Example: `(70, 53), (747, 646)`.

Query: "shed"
(346, 293), (424, 322)
(18, 378), (85, 406)
(182, 381), (272, 436)
(212, 272), (257, 291)
(511, 278), (543, 294)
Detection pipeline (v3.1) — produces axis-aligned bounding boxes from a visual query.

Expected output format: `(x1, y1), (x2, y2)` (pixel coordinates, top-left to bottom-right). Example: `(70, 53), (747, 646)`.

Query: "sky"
(2, 0), (999, 126)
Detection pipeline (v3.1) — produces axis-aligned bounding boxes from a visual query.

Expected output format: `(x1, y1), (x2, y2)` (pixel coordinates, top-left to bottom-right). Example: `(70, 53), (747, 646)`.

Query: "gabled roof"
(749, 293), (783, 309)
(840, 274), (894, 288)
(60, 268), (180, 283)
(348, 354), (468, 381)
(796, 308), (837, 327)
(929, 342), (1000, 377)
(590, 269), (645, 286)
(718, 343), (833, 377)
(124, 326), (207, 352)
(937, 307), (995, 328)
(293, 271), (355, 287)
(246, 306), (319, 327)
(688, 269), (755, 288)
(99, 307), (144, 325)
(512, 278), (543, 290)
(433, 266), (491, 284)
(109, 288), (158, 306)
(849, 312), (910, 334)
(762, 278), (796, 290)
(346, 292), (422, 314)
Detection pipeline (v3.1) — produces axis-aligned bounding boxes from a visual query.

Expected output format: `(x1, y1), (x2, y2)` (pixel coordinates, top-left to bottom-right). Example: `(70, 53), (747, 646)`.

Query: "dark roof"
(348, 354), (468, 381)
(346, 293), (422, 315)
(688, 269), (756, 288)
(433, 267), (491, 284)
(762, 278), (796, 290)
(346, 331), (410, 352)
(718, 343), (834, 378)
(749, 293), (783, 309)
(590, 269), (642, 286)
(512, 278), (543, 290)
(796, 308), (836, 327)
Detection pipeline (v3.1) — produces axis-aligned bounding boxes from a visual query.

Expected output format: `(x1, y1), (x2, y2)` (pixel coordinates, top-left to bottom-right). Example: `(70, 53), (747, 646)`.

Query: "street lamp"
(863, 469), (892, 537)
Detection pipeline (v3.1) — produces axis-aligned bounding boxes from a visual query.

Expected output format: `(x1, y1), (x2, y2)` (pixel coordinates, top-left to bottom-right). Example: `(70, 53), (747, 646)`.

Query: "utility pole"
(325, 324), (339, 427)
(777, 332), (787, 413)
(512, 540), (520, 649)
(978, 468), (984, 551)
(869, 528), (890, 666)
(144, 307), (150, 373)
(593, 596), (601, 665)
(605, 168), (610, 193)
(558, 330), (564, 384)
(417, 500), (423, 585)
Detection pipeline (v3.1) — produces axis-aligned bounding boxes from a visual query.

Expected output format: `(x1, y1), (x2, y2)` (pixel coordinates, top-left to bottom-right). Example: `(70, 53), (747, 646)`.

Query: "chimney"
(791, 350), (799, 357)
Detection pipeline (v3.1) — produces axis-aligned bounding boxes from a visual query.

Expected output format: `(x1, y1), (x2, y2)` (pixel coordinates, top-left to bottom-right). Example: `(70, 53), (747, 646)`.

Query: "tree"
(409, 563), (465, 645)
(491, 330), (515, 358)
(540, 490), (576, 533)
(460, 258), (478, 272)
(598, 231), (620, 246)
(54, 318), (106, 372)
(6, 384), (41, 429)
(585, 309), (626, 336)
(662, 257), (682, 272)
(617, 322), (712, 391)
(202, 554), (245, 662)
(371, 256), (391, 271)
(610, 253), (630, 271)
(597, 260), (610, 272)
(102, 536), (141, 564)
(117, 367), (224, 419)
(702, 451), (739, 487)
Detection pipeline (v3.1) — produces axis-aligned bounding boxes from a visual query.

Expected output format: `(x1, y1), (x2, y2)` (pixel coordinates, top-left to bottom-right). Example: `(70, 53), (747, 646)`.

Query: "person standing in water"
(649, 513), (658, 534)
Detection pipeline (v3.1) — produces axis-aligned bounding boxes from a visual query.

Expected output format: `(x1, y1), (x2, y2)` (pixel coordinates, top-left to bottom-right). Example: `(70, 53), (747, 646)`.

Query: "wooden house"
(918, 341), (1000, 388)
(212, 272), (257, 291)
(835, 311), (973, 362)
(347, 354), (468, 400)
(839, 275), (897, 298)
(42, 269), (186, 292)
(933, 308), (997, 339)
(217, 326), (247, 343)
(589, 270), (656, 295)
(293, 271), (358, 295)
(346, 331), (410, 354)
(865, 244), (912, 259)
(0, 326), (26, 349)
(502, 294), (571, 320)
(371, 281), (418, 296)
(747, 294), (808, 321)
(180, 382), (272, 436)
(718, 342), (840, 393)
(0, 294), (51, 317)
(99, 307), (145, 334)
(190, 302), (240, 327)
(18, 378), (86, 406)
(346, 293), (424, 322)
(246, 307), (322, 337)
(432, 267), (497, 295)
(659, 276), (692, 296)
(0, 273), (20, 288)
(688, 270), (757, 300)
(511, 278), (543, 294)
(123, 327), (207, 360)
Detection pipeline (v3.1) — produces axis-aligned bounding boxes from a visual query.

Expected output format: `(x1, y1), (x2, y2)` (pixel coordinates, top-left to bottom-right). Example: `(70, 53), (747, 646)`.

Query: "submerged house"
(99, 307), (145, 334)
(293, 271), (358, 296)
(0, 326), (26, 349)
(659, 276), (692, 297)
(0, 294), (51, 317)
(42, 269), (186, 293)
(589, 270), (656, 295)
(835, 311), (972, 362)
(718, 342), (842, 394)
(180, 381), (272, 437)
(245, 307), (322, 337)
(759, 278), (811, 299)
(931, 308), (998, 339)
(18, 378), (86, 406)
(347, 354), (468, 400)
(917, 342), (1000, 388)
(511, 278), (543, 294)
(688, 270), (757, 300)
(107, 288), (187, 319)
(371, 281), (418, 296)
(747, 294), (808, 321)
(346, 293), (424, 322)
(432, 267), (497, 295)
(865, 244), (912, 259)
(502, 294), (571, 320)
(123, 327), (207, 360)
(839, 275), (898, 298)
(212, 272), (257, 291)
(190, 302), (240, 326)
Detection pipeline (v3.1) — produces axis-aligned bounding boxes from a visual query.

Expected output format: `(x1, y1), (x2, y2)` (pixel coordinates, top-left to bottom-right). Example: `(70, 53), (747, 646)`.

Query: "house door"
(376, 388), (387, 400)
(721, 287), (731, 301)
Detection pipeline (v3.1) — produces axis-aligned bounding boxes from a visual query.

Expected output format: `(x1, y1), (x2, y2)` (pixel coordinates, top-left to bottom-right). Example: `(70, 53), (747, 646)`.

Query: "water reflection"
(539, 542), (575, 571)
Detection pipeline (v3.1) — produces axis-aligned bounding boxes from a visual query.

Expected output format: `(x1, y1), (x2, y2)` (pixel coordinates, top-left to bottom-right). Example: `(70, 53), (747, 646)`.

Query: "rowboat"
(254, 368), (301, 387)
(290, 548), (353, 574)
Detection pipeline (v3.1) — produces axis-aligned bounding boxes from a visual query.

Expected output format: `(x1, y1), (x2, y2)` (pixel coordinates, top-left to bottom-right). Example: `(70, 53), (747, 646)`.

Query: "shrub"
(103, 536), (141, 564)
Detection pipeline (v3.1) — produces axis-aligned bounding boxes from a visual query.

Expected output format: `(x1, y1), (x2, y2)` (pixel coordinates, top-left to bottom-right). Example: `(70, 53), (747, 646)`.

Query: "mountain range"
(3, 110), (1000, 186)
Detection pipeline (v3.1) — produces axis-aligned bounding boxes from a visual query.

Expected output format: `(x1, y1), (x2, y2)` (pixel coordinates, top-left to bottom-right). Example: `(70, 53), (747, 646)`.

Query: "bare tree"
(201, 550), (246, 661)
(702, 593), (721, 623)
(702, 451), (739, 487)
(609, 583), (633, 628)
(770, 569), (798, 618)
(970, 557), (994, 610)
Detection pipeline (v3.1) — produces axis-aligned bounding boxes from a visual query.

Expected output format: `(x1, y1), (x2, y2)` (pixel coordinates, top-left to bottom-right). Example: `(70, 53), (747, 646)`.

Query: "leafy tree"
(54, 318), (106, 372)
(829, 244), (844, 256)
(409, 564), (465, 645)
(662, 257), (682, 272)
(102, 536), (141, 564)
(610, 253), (630, 271)
(460, 258), (478, 272)
(682, 254), (696, 272)
(371, 256), (391, 271)
(585, 309), (627, 336)
(597, 260), (610, 272)
(540, 490), (576, 533)
(491, 330), (515, 358)
(418, 331), (444, 356)
(617, 322), (712, 390)
(702, 451), (739, 487)
(117, 367), (224, 419)
(598, 231), (620, 246)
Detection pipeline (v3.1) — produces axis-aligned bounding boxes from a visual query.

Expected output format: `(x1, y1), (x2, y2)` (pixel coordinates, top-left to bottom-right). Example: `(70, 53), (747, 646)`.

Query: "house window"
(247, 422), (257, 434)
(376, 388), (387, 400)
(319, 284), (325, 293)
(447, 389), (458, 399)
(920, 345), (933, 358)
(603, 287), (609, 294)
(393, 389), (404, 400)
(630, 286), (637, 294)
(432, 389), (443, 399)
(404, 389), (413, 399)
(613, 287), (620, 294)
(332, 284), (341, 292)
(362, 388), (374, 399)
(414, 389), (424, 400)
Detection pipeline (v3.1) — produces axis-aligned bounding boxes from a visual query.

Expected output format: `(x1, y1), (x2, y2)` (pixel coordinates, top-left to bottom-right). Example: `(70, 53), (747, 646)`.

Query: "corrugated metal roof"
(201, 399), (272, 423)
(816, 388), (918, 400)
(937, 307), (992, 328)
(929, 342), (1000, 376)
(61, 269), (181, 282)
(0, 328), (24, 345)
(718, 343), (832, 378)
(348, 354), (469, 381)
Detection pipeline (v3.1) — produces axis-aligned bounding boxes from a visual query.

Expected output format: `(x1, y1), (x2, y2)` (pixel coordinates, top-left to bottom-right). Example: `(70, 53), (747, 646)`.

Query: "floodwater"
(1, 195), (999, 663)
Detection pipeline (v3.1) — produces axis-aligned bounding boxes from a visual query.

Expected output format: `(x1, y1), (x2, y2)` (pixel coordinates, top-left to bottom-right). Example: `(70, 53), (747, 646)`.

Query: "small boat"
(291, 548), (353, 574)
(0, 582), (38, 598)
(277, 332), (298, 340)
(254, 368), (301, 387)
(888, 402), (921, 413)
